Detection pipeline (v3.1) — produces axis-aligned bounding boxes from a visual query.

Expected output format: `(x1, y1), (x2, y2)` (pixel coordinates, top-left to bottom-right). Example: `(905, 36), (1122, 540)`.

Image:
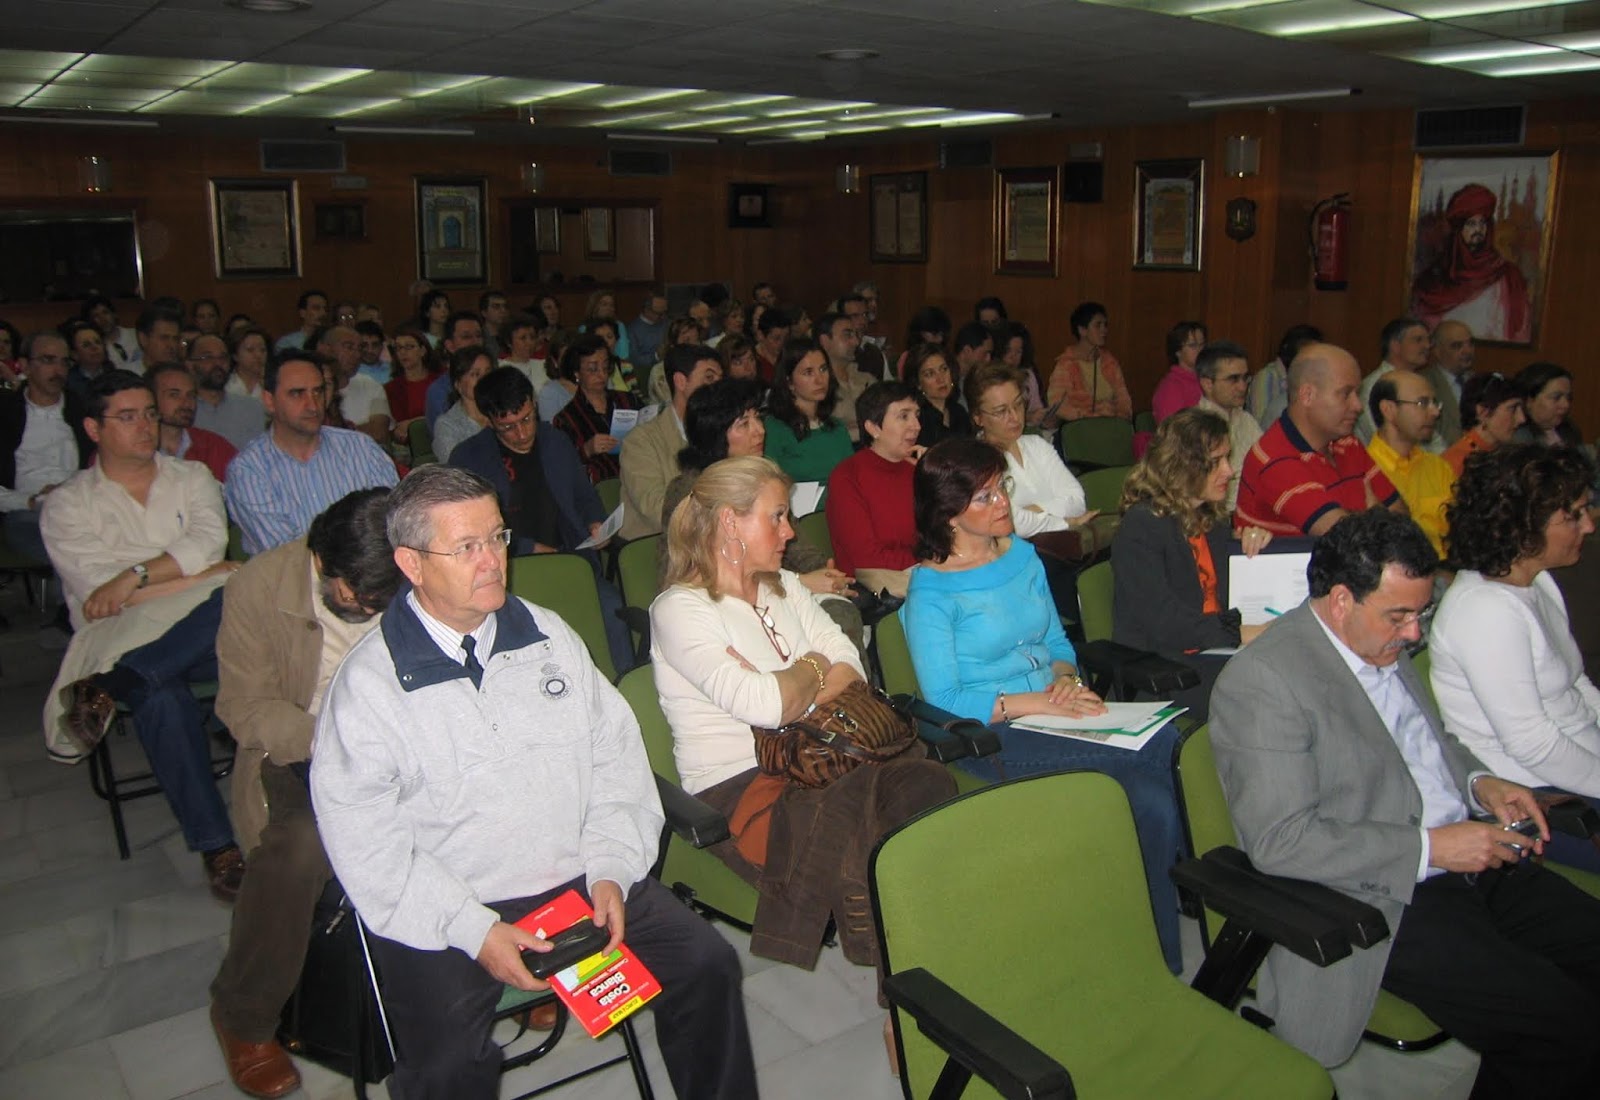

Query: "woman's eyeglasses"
(754, 605), (791, 661)
(971, 476), (1015, 507)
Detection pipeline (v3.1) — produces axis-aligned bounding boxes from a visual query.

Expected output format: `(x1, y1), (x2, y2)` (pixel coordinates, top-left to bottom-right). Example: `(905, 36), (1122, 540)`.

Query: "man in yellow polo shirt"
(1366, 370), (1454, 556)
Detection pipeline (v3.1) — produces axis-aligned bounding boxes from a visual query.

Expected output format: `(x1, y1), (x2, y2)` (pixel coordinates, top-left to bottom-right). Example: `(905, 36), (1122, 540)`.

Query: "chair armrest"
(1076, 640), (1199, 699)
(894, 696), (1003, 758)
(883, 967), (1075, 1100)
(1171, 848), (1379, 967)
(1201, 846), (1390, 950)
(1535, 792), (1600, 839)
(653, 775), (730, 849)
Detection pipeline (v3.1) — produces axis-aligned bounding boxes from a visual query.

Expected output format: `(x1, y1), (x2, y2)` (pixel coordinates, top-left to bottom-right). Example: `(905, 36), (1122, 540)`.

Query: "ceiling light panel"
(68, 55), (232, 79)
(1477, 53), (1600, 74)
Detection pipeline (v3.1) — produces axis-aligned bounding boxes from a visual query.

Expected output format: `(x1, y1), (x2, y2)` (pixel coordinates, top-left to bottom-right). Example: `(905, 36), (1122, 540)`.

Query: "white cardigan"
(1003, 433), (1088, 538)
(1430, 569), (1600, 797)
(650, 571), (865, 794)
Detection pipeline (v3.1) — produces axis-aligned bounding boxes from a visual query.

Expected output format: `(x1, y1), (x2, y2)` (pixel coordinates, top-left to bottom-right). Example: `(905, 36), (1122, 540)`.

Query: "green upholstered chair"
(615, 534), (663, 660)
(1060, 415), (1134, 472)
(1076, 559), (1114, 644)
(871, 771), (1334, 1099)
(616, 664), (757, 927)
(1078, 464), (1132, 516)
(595, 477), (622, 517)
(1174, 723), (1450, 1052)
(793, 507), (832, 559)
(508, 553), (616, 682)
(1134, 409), (1157, 435)
(406, 417), (436, 466)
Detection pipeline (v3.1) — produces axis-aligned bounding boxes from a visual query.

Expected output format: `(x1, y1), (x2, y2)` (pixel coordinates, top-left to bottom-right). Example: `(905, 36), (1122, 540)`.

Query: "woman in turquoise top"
(763, 337), (855, 484)
(902, 437), (1186, 973)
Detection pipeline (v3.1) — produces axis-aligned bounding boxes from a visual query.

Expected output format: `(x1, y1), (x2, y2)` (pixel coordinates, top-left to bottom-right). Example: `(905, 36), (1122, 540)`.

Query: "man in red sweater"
(826, 381), (922, 597)
(150, 361), (236, 484)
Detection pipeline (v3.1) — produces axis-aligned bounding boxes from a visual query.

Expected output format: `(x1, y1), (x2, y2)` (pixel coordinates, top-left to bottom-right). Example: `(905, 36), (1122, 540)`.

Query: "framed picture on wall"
(1133, 158), (1204, 271)
(869, 171), (927, 263)
(995, 166), (1059, 276)
(583, 206), (616, 260)
(534, 206), (561, 254)
(728, 183), (772, 229)
(415, 177), (487, 286)
(314, 201), (365, 241)
(210, 178), (299, 278)
(1405, 151), (1557, 347)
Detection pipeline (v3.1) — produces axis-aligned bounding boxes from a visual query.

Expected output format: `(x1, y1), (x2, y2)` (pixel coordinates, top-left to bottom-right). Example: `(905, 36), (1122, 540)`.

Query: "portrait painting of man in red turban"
(1407, 154), (1554, 346)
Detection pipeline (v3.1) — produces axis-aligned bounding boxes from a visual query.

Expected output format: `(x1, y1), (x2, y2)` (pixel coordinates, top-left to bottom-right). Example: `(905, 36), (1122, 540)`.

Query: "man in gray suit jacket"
(1211, 509), (1600, 1096)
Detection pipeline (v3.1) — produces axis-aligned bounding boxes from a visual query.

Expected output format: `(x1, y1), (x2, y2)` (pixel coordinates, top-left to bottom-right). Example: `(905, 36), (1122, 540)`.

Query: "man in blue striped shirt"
(225, 350), (398, 556)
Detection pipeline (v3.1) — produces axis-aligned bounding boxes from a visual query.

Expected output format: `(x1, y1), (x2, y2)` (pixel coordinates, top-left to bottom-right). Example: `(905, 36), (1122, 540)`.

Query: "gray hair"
(386, 465), (496, 551)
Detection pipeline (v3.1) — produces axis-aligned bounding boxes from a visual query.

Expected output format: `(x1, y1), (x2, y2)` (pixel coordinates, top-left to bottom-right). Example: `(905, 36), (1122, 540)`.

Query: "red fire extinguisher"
(1311, 194), (1351, 291)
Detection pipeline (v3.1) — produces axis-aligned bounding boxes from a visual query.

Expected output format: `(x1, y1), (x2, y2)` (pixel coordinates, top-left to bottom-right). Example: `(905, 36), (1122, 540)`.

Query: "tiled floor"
(0, 579), (1480, 1099)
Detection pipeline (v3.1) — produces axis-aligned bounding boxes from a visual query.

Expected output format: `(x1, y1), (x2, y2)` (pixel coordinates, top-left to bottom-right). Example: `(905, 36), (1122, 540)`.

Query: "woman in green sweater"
(763, 336), (854, 484)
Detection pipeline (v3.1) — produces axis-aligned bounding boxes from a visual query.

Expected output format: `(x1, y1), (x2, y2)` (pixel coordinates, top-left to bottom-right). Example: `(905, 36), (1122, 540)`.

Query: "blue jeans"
(3, 508), (49, 563)
(110, 587), (235, 853)
(957, 720), (1187, 974)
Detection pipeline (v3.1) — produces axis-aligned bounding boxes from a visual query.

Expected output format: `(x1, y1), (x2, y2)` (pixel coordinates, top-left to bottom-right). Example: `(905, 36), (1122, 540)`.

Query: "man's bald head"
(1288, 342), (1357, 392)
(1288, 343), (1363, 447)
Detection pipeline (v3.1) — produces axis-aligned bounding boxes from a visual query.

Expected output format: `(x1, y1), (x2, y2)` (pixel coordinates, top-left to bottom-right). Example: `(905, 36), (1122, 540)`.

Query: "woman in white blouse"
(1431, 444), (1600, 871)
(649, 455), (953, 1065)
(967, 361), (1097, 615)
(966, 362), (1095, 537)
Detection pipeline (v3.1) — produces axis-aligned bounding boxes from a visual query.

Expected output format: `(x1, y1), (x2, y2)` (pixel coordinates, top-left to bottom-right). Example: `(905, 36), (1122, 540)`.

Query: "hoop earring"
(719, 536), (748, 567)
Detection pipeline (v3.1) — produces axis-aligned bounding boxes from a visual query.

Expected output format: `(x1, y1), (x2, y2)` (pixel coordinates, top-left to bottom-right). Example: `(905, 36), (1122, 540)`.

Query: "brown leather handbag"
(753, 681), (920, 788)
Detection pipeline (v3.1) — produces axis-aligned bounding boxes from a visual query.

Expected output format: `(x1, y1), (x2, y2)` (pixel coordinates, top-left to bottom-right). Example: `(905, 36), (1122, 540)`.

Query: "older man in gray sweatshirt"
(311, 465), (756, 1100)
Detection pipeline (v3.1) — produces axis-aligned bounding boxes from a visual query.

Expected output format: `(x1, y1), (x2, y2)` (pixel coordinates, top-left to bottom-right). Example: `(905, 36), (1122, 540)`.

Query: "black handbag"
(277, 878), (395, 1086)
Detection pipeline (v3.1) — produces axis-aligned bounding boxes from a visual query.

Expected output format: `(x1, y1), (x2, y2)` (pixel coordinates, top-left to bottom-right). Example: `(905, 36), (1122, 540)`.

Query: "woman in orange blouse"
(1443, 372), (1525, 477)
(1046, 301), (1133, 421)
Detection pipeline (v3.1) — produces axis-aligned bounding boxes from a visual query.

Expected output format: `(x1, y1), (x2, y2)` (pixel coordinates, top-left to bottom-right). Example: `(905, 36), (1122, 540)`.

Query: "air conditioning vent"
(1414, 105), (1524, 150)
(939, 139), (992, 169)
(260, 140), (347, 172)
(608, 149), (672, 177)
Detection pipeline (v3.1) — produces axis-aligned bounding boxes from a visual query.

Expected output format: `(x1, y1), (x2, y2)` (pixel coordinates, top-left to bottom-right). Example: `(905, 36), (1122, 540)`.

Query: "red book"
(514, 890), (661, 1038)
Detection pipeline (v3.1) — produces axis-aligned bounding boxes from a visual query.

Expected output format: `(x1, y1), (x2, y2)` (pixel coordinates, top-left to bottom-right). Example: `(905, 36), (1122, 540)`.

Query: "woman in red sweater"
(825, 380), (924, 597)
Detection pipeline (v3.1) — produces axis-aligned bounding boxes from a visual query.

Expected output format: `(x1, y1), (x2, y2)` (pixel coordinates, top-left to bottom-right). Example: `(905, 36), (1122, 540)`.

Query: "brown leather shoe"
(515, 1000), (561, 1032)
(211, 1008), (301, 1098)
(58, 678), (117, 753)
(203, 845), (246, 904)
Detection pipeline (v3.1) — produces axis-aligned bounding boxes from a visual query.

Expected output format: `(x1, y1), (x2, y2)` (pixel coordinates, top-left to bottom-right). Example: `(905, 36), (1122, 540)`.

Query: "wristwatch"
(130, 563), (149, 589)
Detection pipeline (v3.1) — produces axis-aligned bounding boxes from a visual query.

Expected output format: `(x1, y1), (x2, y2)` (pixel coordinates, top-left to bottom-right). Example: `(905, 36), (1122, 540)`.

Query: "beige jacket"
(216, 538), (323, 854)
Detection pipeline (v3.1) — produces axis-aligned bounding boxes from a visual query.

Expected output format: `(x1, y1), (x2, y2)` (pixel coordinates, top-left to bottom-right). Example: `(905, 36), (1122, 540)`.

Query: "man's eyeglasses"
(491, 411), (536, 437)
(407, 528), (512, 562)
(1216, 372), (1250, 385)
(971, 475), (1015, 507)
(188, 352), (228, 365)
(1393, 396), (1442, 411)
(102, 408), (160, 425)
(31, 354), (67, 366)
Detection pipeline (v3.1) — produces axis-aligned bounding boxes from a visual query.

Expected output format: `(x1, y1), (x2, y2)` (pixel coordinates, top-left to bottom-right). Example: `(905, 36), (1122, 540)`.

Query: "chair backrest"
(226, 522), (248, 563)
(1133, 410), (1157, 435)
(595, 477), (622, 516)
(508, 553), (616, 681)
(872, 772), (1172, 1095)
(1077, 559), (1114, 643)
(794, 508), (832, 559)
(876, 610), (921, 697)
(1078, 464), (1132, 515)
(616, 663), (680, 783)
(617, 534), (664, 612)
(1060, 416), (1134, 469)
(407, 417), (436, 466)
(1175, 723), (1236, 857)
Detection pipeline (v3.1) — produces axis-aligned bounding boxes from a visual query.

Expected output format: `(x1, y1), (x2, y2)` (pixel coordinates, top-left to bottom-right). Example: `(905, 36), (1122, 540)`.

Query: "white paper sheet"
(790, 481), (825, 517)
(1228, 552), (1310, 626)
(1009, 702), (1186, 751)
(576, 504), (625, 549)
